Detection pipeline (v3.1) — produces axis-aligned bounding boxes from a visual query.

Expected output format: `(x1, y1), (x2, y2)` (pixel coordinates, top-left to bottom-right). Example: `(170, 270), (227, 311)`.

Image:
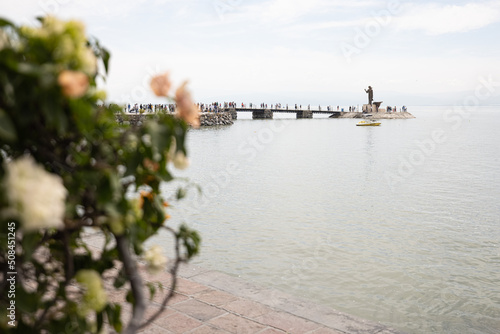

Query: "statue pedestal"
(362, 102), (383, 113)
(362, 104), (373, 113)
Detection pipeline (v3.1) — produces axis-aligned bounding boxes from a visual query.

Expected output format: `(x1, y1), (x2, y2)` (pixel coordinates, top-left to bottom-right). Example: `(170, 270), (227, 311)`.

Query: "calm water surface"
(156, 106), (500, 333)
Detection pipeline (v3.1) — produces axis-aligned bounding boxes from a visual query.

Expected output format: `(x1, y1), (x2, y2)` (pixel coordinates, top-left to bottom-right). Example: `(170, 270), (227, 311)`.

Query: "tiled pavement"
(84, 233), (405, 334)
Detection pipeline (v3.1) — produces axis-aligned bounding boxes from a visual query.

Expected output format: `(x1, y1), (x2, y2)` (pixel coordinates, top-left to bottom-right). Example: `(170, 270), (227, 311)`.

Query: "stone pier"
(199, 112), (233, 126)
(252, 109), (273, 119)
(296, 109), (313, 118)
(227, 108), (237, 120)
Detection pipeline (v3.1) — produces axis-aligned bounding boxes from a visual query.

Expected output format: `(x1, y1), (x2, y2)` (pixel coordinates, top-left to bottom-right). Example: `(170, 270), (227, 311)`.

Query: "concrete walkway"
(84, 233), (405, 334)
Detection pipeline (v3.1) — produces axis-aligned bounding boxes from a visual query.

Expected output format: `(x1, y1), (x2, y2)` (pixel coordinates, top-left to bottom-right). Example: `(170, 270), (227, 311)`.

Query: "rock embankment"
(200, 112), (234, 126)
(330, 111), (415, 119)
(116, 114), (148, 126)
(115, 112), (234, 127)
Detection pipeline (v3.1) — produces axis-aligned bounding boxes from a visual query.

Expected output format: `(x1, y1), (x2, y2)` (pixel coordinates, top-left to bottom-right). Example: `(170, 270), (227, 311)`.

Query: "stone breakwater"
(330, 111), (415, 119)
(116, 113), (148, 126)
(116, 112), (234, 127)
(199, 112), (234, 126)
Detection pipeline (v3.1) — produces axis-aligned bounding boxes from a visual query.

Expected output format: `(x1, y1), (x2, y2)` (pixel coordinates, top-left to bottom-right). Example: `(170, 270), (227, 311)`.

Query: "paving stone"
(187, 324), (232, 333)
(255, 310), (320, 334)
(376, 329), (407, 334)
(256, 328), (287, 334)
(223, 298), (273, 319)
(151, 289), (189, 306)
(309, 326), (346, 334)
(107, 288), (127, 304)
(194, 289), (239, 306)
(143, 304), (175, 322)
(189, 270), (264, 299)
(155, 312), (203, 334)
(208, 313), (267, 334)
(171, 299), (227, 322)
(138, 323), (175, 333)
(284, 304), (386, 334)
(175, 277), (212, 295)
(139, 264), (174, 283)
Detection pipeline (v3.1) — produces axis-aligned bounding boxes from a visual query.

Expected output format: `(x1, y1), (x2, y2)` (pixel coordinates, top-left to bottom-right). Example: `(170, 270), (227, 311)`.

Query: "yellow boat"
(356, 120), (381, 126)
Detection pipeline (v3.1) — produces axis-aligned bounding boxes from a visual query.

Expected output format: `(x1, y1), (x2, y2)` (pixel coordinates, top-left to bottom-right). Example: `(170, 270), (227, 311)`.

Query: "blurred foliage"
(0, 16), (200, 333)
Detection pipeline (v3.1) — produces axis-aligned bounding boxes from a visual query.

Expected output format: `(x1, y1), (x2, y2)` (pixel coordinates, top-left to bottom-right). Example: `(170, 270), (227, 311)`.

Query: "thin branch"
(34, 302), (52, 329)
(63, 229), (73, 284)
(116, 234), (146, 334)
(138, 226), (184, 330)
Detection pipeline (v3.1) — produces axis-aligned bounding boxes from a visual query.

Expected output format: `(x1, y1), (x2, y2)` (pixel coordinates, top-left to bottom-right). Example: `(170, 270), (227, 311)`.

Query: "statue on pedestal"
(364, 86), (373, 105)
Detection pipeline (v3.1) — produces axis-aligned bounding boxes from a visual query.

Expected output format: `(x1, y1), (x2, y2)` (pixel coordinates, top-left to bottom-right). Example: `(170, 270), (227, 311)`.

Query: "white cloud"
(394, 1), (500, 35)
(228, 0), (383, 25)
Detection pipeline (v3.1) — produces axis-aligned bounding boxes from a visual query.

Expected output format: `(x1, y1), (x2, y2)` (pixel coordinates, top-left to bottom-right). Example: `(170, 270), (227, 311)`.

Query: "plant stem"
(116, 234), (146, 334)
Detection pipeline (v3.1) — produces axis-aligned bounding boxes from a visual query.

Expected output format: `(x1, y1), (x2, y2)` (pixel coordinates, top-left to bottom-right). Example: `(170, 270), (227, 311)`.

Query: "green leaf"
(21, 231), (42, 262)
(101, 48), (111, 76)
(126, 290), (134, 304)
(0, 18), (14, 28)
(113, 268), (127, 289)
(106, 304), (122, 333)
(146, 282), (157, 300)
(176, 187), (187, 200)
(16, 287), (39, 313)
(177, 225), (201, 259)
(0, 108), (17, 142)
(96, 311), (104, 333)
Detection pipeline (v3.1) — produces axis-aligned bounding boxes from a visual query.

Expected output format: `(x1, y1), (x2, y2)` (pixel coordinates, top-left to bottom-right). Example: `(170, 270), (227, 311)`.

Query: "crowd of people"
(386, 105), (408, 112)
(124, 102), (408, 114)
(196, 102), (357, 112)
(126, 103), (176, 114)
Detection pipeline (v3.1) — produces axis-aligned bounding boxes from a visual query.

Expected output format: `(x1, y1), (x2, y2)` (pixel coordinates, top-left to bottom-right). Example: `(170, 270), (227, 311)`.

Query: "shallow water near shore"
(155, 106), (500, 333)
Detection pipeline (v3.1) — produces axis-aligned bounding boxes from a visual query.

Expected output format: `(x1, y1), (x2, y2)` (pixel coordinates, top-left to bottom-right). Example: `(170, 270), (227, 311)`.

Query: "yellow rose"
(75, 270), (108, 317)
(150, 72), (172, 97)
(57, 70), (89, 98)
(175, 81), (200, 128)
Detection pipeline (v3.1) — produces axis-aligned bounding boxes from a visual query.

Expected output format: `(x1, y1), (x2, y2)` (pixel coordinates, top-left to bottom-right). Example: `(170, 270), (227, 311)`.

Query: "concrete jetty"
(116, 109), (415, 128)
(329, 111), (415, 119)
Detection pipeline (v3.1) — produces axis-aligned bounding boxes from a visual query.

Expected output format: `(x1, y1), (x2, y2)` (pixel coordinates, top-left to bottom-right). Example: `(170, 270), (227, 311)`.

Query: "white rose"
(4, 156), (67, 232)
(80, 47), (97, 76)
(143, 245), (168, 275)
(173, 151), (190, 170)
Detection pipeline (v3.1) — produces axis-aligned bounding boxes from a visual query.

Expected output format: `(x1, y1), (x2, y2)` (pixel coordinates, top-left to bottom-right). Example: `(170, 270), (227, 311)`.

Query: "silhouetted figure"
(365, 86), (373, 105)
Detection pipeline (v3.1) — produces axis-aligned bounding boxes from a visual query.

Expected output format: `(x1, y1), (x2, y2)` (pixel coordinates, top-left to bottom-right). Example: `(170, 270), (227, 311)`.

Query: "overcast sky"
(2, 0), (500, 106)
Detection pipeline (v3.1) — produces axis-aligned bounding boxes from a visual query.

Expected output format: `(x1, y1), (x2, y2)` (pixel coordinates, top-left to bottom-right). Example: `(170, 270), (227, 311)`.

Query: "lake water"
(156, 106), (500, 333)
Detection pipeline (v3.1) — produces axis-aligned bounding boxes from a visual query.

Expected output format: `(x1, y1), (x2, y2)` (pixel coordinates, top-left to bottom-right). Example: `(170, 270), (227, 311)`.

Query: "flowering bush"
(0, 16), (200, 333)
